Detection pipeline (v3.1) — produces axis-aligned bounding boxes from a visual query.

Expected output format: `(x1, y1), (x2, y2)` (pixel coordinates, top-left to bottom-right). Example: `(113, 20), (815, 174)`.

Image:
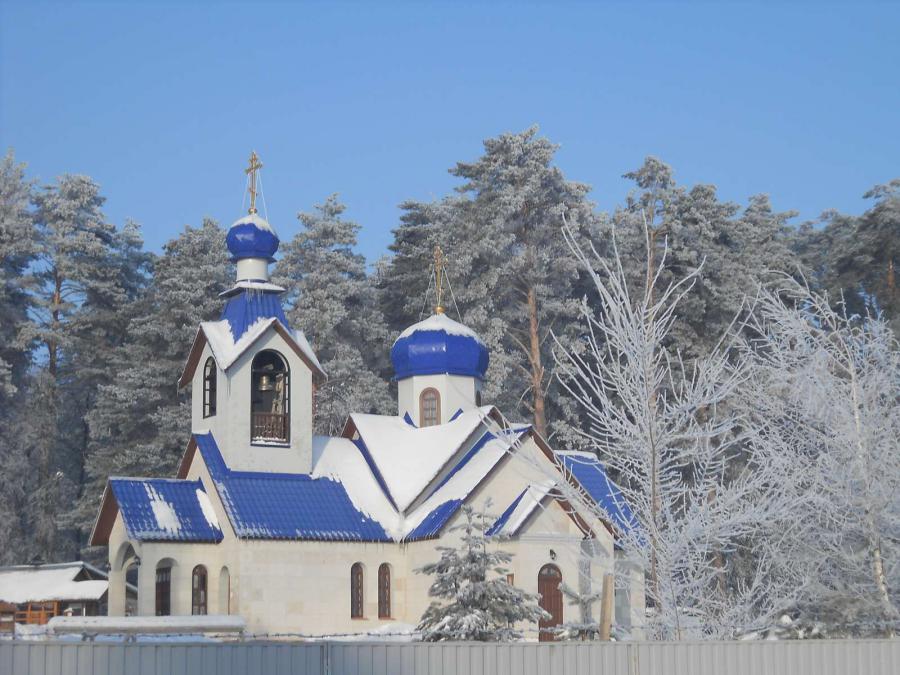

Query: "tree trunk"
(526, 286), (547, 438)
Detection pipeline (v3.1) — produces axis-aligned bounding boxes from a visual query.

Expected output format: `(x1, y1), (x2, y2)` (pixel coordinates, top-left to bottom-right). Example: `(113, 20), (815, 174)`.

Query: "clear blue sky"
(1, 1), (897, 262)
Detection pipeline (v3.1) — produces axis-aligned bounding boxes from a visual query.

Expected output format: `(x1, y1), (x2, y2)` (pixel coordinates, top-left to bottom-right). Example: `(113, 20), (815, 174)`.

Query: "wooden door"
(538, 564), (563, 641)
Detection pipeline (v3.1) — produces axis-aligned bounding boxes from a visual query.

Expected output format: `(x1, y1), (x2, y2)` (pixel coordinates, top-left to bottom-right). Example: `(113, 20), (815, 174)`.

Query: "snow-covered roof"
(108, 478), (223, 543)
(486, 480), (557, 537)
(557, 452), (637, 535)
(395, 313), (484, 343)
(182, 317), (323, 385)
(0, 562), (110, 604)
(195, 433), (390, 542)
(391, 313), (489, 381)
(348, 407), (492, 512)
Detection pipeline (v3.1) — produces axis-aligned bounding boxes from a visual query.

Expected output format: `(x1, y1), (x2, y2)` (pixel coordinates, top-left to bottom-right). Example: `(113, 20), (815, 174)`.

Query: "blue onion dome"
(391, 313), (489, 381)
(226, 213), (280, 261)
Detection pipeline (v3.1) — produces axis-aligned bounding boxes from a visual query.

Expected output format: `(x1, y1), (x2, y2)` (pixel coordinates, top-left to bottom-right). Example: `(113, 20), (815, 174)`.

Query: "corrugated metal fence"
(1, 639), (898, 675)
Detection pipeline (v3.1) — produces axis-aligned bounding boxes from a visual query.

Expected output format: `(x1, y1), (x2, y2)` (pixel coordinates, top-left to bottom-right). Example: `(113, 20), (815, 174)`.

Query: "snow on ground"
(48, 615), (246, 635)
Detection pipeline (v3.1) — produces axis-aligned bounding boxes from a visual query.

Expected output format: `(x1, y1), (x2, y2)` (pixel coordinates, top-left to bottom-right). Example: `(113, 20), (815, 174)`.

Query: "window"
(203, 358), (217, 418)
(192, 565), (207, 615)
(419, 388), (440, 427)
(251, 351), (289, 443)
(155, 566), (171, 616)
(351, 563), (364, 618)
(377, 564), (391, 619)
(475, 390), (482, 407)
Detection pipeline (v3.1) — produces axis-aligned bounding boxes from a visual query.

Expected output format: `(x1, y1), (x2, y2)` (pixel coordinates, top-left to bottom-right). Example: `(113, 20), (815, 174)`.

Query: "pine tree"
(273, 195), (392, 433)
(78, 219), (231, 545)
(801, 179), (900, 334)
(13, 173), (145, 560)
(0, 149), (36, 397)
(416, 504), (549, 641)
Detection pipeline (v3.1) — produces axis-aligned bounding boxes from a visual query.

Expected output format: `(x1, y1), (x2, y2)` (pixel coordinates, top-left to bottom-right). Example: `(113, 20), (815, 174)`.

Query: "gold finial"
(245, 151), (263, 214)
(433, 245), (445, 314)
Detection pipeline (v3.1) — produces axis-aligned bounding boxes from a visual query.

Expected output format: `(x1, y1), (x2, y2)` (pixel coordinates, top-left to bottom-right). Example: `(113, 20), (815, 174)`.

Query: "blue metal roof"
(391, 318), (489, 381)
(226, 215), (279, 261)
(110, 478), (223, 543)
(194, 433), (391, 542)
(404, 499), (463, 541)
(485, 487), (528, 537)
(220, 289), (289, 341)
(559, 453), (637, 535)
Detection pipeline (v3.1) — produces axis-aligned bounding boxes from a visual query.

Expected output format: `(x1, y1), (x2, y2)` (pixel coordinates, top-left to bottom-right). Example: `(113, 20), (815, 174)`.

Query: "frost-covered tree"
(13, 173), (147, 560)
(799, 179), (900, 335)
(555, 581), (602, 641)
(79, 220), (230, 543)
(380, 128), (594, 441)
(743, 278), (900, 635)
(553, 219), (801, 639)
(0, 149), (36, 398)
(273, 195), (392, 434)
(416, 505), (549, 641)
(608, 157), (799, 361)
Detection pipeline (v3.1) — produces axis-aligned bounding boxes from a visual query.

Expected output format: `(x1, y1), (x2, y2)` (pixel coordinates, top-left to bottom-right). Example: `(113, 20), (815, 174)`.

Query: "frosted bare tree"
(550, 216), (803, 639)
(741, 279), (900, 635)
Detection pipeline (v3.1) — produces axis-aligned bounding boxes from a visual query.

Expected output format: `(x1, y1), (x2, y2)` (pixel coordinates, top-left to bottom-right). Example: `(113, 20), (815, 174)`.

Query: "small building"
(0, 562), (137, 628)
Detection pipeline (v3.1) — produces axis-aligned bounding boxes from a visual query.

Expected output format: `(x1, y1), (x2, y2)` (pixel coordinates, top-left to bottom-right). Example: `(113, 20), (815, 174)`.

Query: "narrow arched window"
(192, 565), (207, 615)
(378, 563), (391, 619)
(419, 388), (440, 427)
(203, 357), (217, 418)
(219, 567), (231, 615)
(475, 390), (482, 407)
(351, 563), (364, 618)
(155, 565), (171, 616)
(251, 350), (290, 443)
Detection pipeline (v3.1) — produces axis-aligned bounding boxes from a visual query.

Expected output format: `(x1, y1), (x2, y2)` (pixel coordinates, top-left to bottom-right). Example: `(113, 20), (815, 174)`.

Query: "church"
(89, 156), (643, 639)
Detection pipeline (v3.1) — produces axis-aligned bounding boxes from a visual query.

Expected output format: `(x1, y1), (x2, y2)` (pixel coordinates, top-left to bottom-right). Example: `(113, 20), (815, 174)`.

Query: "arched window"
(203, 357), (217, 418)
(155, 563), (171, 616)
(538, 564), (563, 641)
(377, 564), (391, 619)
(251, 351), (290, 443)
(475, 390), (482, 407)
(419, 388), (440, 427)
(350, 563), (364, 618)
(192, 565), (207, 615)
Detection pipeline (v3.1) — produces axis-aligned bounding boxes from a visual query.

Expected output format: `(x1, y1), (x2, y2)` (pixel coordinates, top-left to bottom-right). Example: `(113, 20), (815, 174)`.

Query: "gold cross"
(434, 245), (445, 314)
(245, 151), (263, 214)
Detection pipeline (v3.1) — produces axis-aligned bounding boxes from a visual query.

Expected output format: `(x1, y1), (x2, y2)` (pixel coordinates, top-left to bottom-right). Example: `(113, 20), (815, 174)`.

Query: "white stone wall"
(105, 433), (641, 637)
(190, 329), (314, 474)
(396, 373), (482, 425)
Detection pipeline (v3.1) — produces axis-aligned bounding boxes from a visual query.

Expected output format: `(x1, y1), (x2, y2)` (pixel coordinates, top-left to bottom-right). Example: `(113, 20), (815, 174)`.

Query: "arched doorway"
(538, 564), (563, 642)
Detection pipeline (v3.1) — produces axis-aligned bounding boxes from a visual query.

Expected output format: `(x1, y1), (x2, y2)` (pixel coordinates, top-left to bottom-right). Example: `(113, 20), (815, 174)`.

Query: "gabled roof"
(91, 478), (223, 545)
(0, 562), (118, 604)
(557, 452), (637, 536)
(193, 433), (390, 542)
(343, 407), (492, 512)
(485, 480), (558, 538)
(178, 317), (324, 388)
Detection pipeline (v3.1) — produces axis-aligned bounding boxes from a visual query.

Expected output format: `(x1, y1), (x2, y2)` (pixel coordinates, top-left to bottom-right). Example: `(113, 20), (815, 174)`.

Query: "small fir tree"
(416, 505), (549, 641)
(555, 581), (602, 641)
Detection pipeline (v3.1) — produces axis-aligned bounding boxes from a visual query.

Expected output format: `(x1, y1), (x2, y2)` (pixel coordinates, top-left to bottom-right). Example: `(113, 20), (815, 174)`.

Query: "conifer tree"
(0, 149), (36, 398)
(416, 505), (549, 641)
(79, 219), (230, 543)
(274, 195), (392, 433)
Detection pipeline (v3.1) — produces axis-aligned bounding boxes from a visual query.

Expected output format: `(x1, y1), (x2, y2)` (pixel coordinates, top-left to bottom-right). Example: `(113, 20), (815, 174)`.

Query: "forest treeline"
(0, 128), (896, 580)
